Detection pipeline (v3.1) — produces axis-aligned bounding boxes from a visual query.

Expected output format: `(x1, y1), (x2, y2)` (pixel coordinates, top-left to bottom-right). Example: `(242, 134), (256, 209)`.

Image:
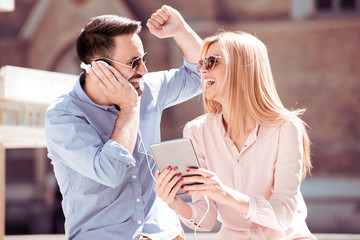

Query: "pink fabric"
(180, 114), (316, 240)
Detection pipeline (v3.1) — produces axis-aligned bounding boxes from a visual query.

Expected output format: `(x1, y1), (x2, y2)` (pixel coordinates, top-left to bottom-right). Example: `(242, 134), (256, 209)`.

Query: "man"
(44, 5), (202, 240)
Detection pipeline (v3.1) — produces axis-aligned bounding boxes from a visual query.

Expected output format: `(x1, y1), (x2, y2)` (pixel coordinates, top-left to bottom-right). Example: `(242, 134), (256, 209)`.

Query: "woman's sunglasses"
(99, 52), (148, 72)
(197, 55), (224, 73)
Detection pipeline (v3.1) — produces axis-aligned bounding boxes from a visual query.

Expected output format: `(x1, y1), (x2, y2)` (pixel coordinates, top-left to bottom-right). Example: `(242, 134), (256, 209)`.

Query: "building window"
(292, 0), (360, 20)
(316, 0), (360, 14)
(341, 0), (356, 9)
(317, 0), (332, 10)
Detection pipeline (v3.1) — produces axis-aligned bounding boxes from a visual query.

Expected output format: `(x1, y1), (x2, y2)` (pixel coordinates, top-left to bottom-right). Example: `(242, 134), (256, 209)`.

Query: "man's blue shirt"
(44, 60), (201, 240)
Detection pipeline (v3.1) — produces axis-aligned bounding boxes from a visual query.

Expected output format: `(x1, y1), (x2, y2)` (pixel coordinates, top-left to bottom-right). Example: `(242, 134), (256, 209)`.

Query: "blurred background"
(0, 0), (359, 236)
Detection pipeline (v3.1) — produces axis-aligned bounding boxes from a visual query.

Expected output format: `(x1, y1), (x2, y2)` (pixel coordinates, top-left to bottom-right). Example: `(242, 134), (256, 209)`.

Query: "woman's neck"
(221, 105), (256, 136)
(221, 106), (257, 152)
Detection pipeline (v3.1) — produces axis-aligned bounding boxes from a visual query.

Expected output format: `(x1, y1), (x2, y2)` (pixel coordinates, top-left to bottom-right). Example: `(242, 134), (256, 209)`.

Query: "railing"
(0, 65), (77, 240)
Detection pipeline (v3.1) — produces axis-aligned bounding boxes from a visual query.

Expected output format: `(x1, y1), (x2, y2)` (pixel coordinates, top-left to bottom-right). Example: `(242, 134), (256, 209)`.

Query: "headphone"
(80, 59), (111, 73)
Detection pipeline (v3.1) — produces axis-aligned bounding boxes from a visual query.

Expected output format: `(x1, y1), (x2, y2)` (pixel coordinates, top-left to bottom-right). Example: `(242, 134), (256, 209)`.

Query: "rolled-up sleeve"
(178, 196), (218, 231)
(247, 117), (304, 230)
(45, 109), (136, 188)
(146, 59), (201, 110)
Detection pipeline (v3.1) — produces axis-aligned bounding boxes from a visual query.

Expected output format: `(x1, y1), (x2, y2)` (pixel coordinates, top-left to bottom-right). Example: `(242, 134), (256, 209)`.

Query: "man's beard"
(128, 73), (143, 96)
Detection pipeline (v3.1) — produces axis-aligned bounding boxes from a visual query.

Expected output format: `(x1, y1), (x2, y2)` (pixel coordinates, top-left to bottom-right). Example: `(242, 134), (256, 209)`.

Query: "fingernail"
(177, 173), (181, 177)
(185, 191), (189, 194)
(186, 169), (190, 172)
(173, 167), (178, 171)
(167, 166), (171, 170)
(180, 186), (184, 189)
(180, 178), (184, 182)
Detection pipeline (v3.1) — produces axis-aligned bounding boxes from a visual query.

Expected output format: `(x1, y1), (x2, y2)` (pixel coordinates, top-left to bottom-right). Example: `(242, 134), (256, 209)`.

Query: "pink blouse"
(181, 114), (316, 240)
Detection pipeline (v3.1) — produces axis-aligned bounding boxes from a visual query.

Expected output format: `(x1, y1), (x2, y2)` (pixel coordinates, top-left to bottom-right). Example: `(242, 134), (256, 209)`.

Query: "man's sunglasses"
(197, 55), (224, 73)
(99, 52), (148, 72)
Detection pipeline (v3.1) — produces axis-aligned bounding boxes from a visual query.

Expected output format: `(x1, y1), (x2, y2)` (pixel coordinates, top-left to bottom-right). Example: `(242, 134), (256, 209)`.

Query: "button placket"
(250, 223), (258, 234)
(234, 156), (242, 189)
(130, 168), (144, 227)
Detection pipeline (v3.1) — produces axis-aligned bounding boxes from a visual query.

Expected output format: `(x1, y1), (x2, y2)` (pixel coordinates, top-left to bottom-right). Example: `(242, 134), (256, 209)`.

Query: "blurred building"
(0, 0), (359, 235)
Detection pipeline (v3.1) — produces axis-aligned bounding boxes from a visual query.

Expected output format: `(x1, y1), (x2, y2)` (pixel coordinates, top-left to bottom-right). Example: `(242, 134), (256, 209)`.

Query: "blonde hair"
(201, 31), (312, 178)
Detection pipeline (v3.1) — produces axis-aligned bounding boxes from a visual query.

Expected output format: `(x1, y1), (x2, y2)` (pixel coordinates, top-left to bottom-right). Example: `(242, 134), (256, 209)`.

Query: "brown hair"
(76, 15), (141, 64)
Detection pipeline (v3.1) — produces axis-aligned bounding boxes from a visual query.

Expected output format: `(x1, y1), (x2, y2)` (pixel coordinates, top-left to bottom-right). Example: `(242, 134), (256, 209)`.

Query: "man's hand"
(146, 5), (202, 64)
(146, 5), (185, 39)
(89, 61), (138, 110)
(89, 61), (139, 154)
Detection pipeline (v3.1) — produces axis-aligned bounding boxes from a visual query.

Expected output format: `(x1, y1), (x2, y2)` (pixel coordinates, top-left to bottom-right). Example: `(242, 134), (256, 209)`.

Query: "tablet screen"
(150, 138), (200, 195)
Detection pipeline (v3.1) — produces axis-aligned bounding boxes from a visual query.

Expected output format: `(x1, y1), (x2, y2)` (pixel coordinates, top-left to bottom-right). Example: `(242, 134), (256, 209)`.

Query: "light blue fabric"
(45, 60), (201, 240)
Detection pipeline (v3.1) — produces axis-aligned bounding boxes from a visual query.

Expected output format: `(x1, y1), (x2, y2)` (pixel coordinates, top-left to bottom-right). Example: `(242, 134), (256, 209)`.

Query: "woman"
(154, 31), (316, 240)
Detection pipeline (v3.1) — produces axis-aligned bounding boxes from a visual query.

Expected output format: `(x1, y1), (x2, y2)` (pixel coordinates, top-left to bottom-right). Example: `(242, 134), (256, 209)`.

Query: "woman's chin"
(205, 93), (216, 101)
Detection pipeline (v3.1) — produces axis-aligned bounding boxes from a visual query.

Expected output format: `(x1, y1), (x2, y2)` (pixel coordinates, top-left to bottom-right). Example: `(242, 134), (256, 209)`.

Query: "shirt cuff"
(244, 196), (257, 220)
(183, 58), (199, 75)
(178, 202), (198, 225)
(102, 140), (136, 167)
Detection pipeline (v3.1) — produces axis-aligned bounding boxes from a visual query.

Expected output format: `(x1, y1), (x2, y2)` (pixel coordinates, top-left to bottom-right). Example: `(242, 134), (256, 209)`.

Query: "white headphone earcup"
(80, 62), (92, 73)
(96, 60), (110, 68)
(80, 60), (109, 73)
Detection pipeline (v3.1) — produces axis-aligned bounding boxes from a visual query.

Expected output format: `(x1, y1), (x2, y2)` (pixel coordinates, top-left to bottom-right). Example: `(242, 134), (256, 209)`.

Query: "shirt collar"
(247, 123), (260, 146)
(218, 113), (260, 142)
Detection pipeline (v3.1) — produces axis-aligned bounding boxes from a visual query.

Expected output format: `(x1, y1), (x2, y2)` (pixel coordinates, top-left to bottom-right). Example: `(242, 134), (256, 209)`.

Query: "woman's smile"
(204, 78), (216, 89)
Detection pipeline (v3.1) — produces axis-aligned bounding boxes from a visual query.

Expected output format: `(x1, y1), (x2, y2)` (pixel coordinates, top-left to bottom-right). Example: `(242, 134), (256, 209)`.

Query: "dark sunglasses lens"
(206, 56), (216, 71)
(132, 53), (148, 70)
(142, 53), (148, 64)
(131, 58), (141, 70)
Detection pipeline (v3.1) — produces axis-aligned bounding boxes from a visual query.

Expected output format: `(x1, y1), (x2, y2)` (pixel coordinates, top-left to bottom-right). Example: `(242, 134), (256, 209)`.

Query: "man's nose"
(137, 61), (148, 75)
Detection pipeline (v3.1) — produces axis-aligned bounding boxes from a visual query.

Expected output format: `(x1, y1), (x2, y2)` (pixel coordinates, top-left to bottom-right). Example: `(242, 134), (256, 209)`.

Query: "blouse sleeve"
(245, 117), (306, 231)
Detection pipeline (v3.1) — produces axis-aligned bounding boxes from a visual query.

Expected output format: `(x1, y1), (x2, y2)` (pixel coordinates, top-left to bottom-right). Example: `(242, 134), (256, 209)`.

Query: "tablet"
(150, 138), (200, 195)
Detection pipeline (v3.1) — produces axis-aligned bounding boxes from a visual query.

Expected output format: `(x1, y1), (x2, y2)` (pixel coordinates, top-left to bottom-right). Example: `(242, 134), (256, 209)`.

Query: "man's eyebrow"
(126, 54), (142, 64)
(126, 58), (136, 64)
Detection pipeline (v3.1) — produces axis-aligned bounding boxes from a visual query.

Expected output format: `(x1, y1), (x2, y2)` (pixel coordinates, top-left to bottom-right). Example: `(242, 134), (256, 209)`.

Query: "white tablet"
(150, 138), (200, 195)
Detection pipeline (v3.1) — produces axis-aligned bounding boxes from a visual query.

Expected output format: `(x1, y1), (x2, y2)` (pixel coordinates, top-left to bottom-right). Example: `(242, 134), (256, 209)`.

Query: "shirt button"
(137, 220), (142, 224)
(250, 223), (257, 234)
(132, 175), (137, 179)
(136, 198), (141, 203)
